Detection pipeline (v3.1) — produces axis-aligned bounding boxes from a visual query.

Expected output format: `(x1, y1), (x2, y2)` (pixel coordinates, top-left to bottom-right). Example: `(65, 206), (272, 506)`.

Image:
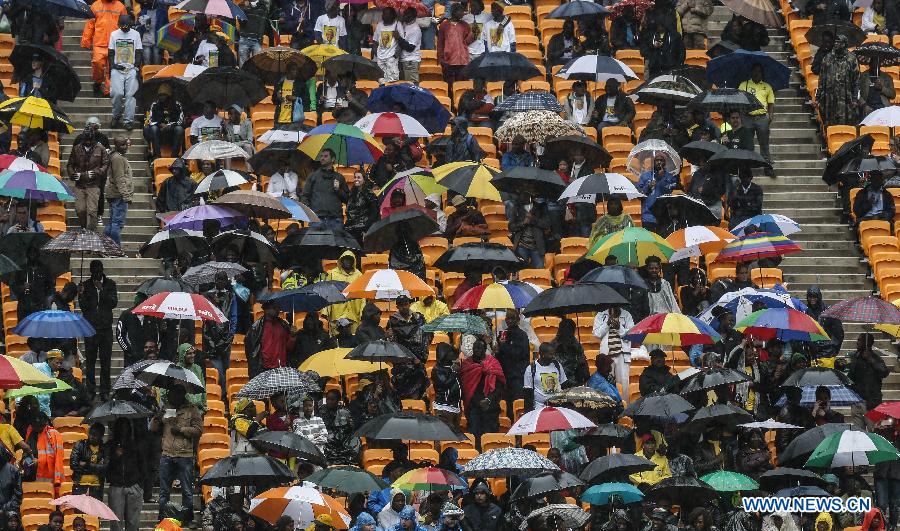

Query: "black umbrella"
(136, 276), (197, 296)
(758, 467), (825, 492)
(651, 194), (719, 226)
(840, 155), (898, 179)
(82, 400), (152, 424)
(646, 476), (715, 504)
(250, 430), (327, 466)
(462, 51), (543, 81)
(574, 423), (633, 447)
(851, 42), (900, 73)
(634, 74), (703, 106)
(306, 466), (390, 494)
(823, 134), (873, 185)
(776, 486), (830, 497)
(0, 255), (19, 276)
(559, 54), (639, 82)
(805, 23), (865, 47)
(781, 367), (851, 388)
(549, 0), (608, 17)
(248, 141), (314, 176)
(363, 209), (439, 253)
(433, 242), (524, 273)
(543, 135), (613, 169)
(510, 471), (585, 501)
(279, 226), (362, 266)
(346, 340), (417, 363)
(686, 403), (755, 432)
(707, 40), (740, 58)
(9, 43), (81, 102)
(139, 228), (210, 259)
(323, 54), (384, 81)
(622, 393), (694, 419)
(689, 88), (763, 114)
(258, 281), (350, 313)
(580, 454), (656, 484)
(135, 76), (191, 108)
(778, 424), (852, 466)
(0, 232), (69, 280)
(679, 140), (727, 165)
(200, 453), (296, 487)
(353, 411), (466, 441)
(242, 46), (318, 85)
(186, 66), (268, 109)
(522, 283), (628, 317)
(659, 65), (709, 88)
(211, 229), (278, 264)
(491, 167), (568, 198)
(580, 265), (649, 290)
(708, 148), (772, 169)
(680, 368), (751, 395)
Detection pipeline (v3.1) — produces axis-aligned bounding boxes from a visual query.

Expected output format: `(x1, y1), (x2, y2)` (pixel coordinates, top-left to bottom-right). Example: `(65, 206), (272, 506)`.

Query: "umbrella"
(133, 291), (228, 323)
(384, 168), (447, 196)
(363, 209), (439, 253)
(186, 66), (267, 109)
(0, 355), (55, 388)
(666, 226), (735, 259)
(853, 42), (900, 72)
(823, 134), (874, 185)
(758, 468), (825, 491)
(278, 197), (319, 222)
(210, 229), (278, 264)
(806, 430), (900, 468)
(0, 96), (73, 133)
(156, 16), (236, 52)
(181, 262), (249, 286)
(839, 155), (898, 178)
(300, 44), (346, 68)
(543, 135), (612, 169)
(194, 169), (249, 194)
(0, 155), (44, 172)
(202, 453), (296, 487)
(393, 467), (468, 491)
(646, 477), (715, 504)
(83, 400), (152, 424)
(700, 471), (759, 492)
(462, 51), (543, 81)
(135, 361), (205, 392)
(258, 128), (307, 145)
(713, 233), (802, 264)
(511, 471), (585, 501)
(354, 112), (429, 138)
(519, 505), (590, 531)
(0, 169), (74, 202)
(779, 423), (852, 466)
(9, 44), (80, 102)
(698, 287), (806, 326)
(720, 0), (780, 26)
(343, 268), (433, 300)
(738, 419), (804, 430)
(607, 0), (653, 19)
(258, 281), (349, 313)
(867, 402), (900, 423)
(139, 229), (209, 259)
(782, 367), (850, 388)
(42, 229), (126, 278)
(11, 310), (95, 338)
(522, 283), (627, 317)
(345, 340), (417, 363)
(453, 282), (537, 311)
(164, 204), (245, 231)
(323, 54), (383, 81)
(689, 88), (763, 114)
(176, 0), (246, 19)
(508, 406), (597, 435)
(586, 227), (676, 266)
(635, 74), (703, 106)
(354, 411), (466, 441)
(581, 483), (644, 506)
(546, 387), (620, 410)
(495, 110), (585, 144)
(624, 393), (693, 420)
(422, 313), (490, 335)
(549, 0), (608, 17)
(805, 23), (865, 47)
(776, 486), (831, 497)
(732, 214), (801, 237)
(183, 140), (250, 160)
(491, 166), (567, 198)
(305, 466), (389, 494)
(26, 0), (92, 17)
(861, 106), (900, 127)
(461, 448), (560, 478)
(249, 486), (350, 529)
(50, 495), (118, 521)
(433, 242), (523, 273)
(5, 378), (71, 399)
(249, 141), (314, 176)
(136, 277), (195, 298)
(0, 255), (19, 276)
(432, 161), (502, 201)
(580, 454), (656, 484)
(298, 123), (383, 166)
(280, 227), (362, 264)
(580, 265), (649, 290)
(626, 139), (681, 177)
(494, 91), (565, 113)
(679, 140), (727, 165)
(709, 148), (772, 170)
(236, 367), (320, 400)
(774, 386), (863, 408)
(374, 0), (429, 15)
(558, 54), (639, 82)
(299, 348), (380, 377)
(112, 360), (158, 391)
(0, 232), (68, 280)
(651, 194), (719, 227)
(820, 296), (900, 324)
(214, 189), (293, 219)
(367, 83), (451, 133)
(707, 50), (791, 90)
(243, 46), (317, 85)
(559, 173), (644, 201)
(624, 312), (721, 346)
(250, 431), (327, 466)
(680, 368), (752, 395)
(136, 73), (192, 109)
(686, 403), (755, 432)
(734, 308), (829, 342)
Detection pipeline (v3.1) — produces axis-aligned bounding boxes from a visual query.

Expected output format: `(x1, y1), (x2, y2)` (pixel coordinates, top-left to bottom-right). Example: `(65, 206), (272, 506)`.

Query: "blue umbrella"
(776, 486), (830, 497)
(258, 281), (350, 312)
(278, 197), (320, 222)
(367, 83), (451, 134)
(29, 0), (93, 18)
(11, 310), (96, 338)
(581, 482), (644, 506)
(706, 49), (791, 90)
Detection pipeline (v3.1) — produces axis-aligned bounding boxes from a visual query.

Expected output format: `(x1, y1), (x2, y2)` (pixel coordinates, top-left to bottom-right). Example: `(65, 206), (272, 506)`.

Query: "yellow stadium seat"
(362, 448), (393, 468)
(409, 448), (440, 463)
(204, 416), (229, 436)
(199, 432), (230, 452)
(827, 125), (858, 154)
(864, 235), (900, 258)
(401, 399), (427, 413)
(199, 448), (229, 474)
(751, 268), (783, 288)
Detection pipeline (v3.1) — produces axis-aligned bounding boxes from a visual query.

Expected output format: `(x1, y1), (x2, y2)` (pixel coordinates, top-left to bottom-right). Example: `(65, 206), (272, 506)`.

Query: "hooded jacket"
(325, 250), (364, 326)
(861, 508), (885, 531)
(350, 512), (376, 531)
(814, 513), (833, 531)
(160, 344), (207, 409)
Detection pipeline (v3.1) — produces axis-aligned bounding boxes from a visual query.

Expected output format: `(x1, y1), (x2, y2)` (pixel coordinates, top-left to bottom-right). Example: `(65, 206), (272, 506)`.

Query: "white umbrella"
(195, 169), (249, 194)
(354, 112), (430, 138)
(558, 54), (638, 82)
(558, 173), (645, 201)
(861, 105), (900, 127)
(258, 128), (307, 144)
(738, 418), (803, 430)
(183, 140), (251, 160)
(626, 139), (682, 177)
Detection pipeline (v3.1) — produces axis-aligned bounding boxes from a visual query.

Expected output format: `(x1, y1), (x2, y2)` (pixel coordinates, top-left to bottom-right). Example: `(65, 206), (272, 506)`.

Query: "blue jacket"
(636, 170), (679, 225)
(587, 372), (622, 402)
(367, 487), (393, 515)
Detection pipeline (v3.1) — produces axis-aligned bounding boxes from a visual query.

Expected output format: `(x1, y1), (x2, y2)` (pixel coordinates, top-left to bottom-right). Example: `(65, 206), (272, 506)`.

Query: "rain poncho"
(861, 508), (886, 531)
(325, 250), (364, 328)
(629, 431), (671, 485)
(814, 513), (833, 531)
(393, 506), (427, 531)
(350, 512), (376, 531)
(763, 512), (800, 531)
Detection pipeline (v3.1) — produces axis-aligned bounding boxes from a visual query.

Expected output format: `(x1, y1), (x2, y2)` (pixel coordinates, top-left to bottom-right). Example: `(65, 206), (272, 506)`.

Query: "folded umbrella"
(251, 431), (327, 466)
(559, 54), (638, 82)
(140, 229), (209, 259)
(362, 208), (439, 252)
(461, 447), (559, 478)
(186, 66), (267, 109)
(462, 51), (543, 81)
(543, 135), (612, 169)
(323, 54), (383, 81)
(83, 400), (152, 424)
(522, 283), (627, 317)
(433, 242), (523, 273)
(367, 83), (451, 133)
(494, 91), (565, 113)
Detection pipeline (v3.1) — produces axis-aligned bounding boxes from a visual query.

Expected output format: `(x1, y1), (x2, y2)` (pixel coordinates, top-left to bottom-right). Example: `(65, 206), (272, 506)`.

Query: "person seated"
(192, 28), (236, 67)
(629, 432), (671, 486)
(639, 349), (679, 396)
(588, 197), (634, 247)
(17, 53), (55, 102)
(457, 78), (494, 129)
(23, 128), (49, 167)
(267, 162), (299, 199)
(156, 158), (197, 213)
(189, 101), (224, 145)
(222, 104), (254, 156)
(610, 5), (641, 50)
(564, 81), (595, 127)
(720, 111), (754, 150)
(445, 196), (488, 242)
(143, 84), (185, 159)
(590, 79), (635, 134)
(547, 19), (582, 66)
(811, 385), (845, 424)
(191, 159), (217, 185)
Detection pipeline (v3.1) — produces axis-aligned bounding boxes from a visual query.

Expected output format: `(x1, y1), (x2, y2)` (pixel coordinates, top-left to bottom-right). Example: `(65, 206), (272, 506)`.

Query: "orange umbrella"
(342, 268), (434, 299)
(249, 486), (351, 528)
(666, 226), (735, 255)
(152, 63), (208, 80)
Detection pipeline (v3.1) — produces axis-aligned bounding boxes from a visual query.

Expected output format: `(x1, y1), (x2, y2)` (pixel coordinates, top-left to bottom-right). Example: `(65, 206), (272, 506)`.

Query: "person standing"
(78, 260), (118, 401)
(245, 301), (297, 377)
(238, 0), (270, 66)
(738, 64), (775, 177)
(437, 3), (473, 86)
(301, 149), (349, 231)
(459, 339), (505, 444)
(592, 307), (638, 404)
(105, 137), (133, 246)
(728, 166), (764, 228)
(107, 418), (143, 531)
(676, 0), (713, 49)
(314, 0), (347, 49)
(202, 271), (238, 396)
(81, 0), (128, 97)
(70, 423), (109, 499)
(67, 131), (110, 232)
(483, 2), (515, 53)
(151, 385), (202, 526)
(143, 85), (185, 159)
(495, 309), (530, 419)
(373, 8), (400, 83)
(397, 8), (422, 83)
(107, 15), (142, 130)
(523, 343), (567, 411)
(817, 35), (860, 127)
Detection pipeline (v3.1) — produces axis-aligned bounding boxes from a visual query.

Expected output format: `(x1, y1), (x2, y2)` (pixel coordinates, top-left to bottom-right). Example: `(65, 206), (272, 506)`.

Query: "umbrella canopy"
(462, 51), (543, 81)
(11, 310), (95, 338)
(258, 128), (307, 145)
(278, 197), (319, 222)
(0, 355), (55, 389)
(393, 467), (468, 491)
(708, 148), (773, 170)
(820, 296), (900, 324)
(258, 281), (349, 313)
(758, 468), (825, 491)
(243, 46), (317, 85)
(739, 419), (804, 430)
(491, 166), (567, 198)
(0, 96), (74, 133)
(646, 477), (716, 504)
(181, 261), (248, 286)
(363, 209), (439, 253)
(183, 139), (251, 161)
(164, 204), (245, 231)
(139, 229), (209, 259)
(422, 313), (490, 335)
(9, 43), (80, 102)
(687, 403), (755, 432)
(384, 168), (447, 196)
(453, 282), (537, 311)
(186, 66), (267, 109)
(839, 155), (898, 178)
(345, 340), (417, 363)
(112, 360), (158, 391)
(323, 54), (383, 81)
(679, 140), (727, 165)
(508, 406), (597, 435)
(236, 367), (320, 400)
(0, 155), (44, 172)
(434, 242), (523, 273)
(176, 0), (246, 19)
(867, 401), (900, 423)
(734, 308), (829, 342)
(519, 505), (590, 531)
(522, 283), (627, 317)
(195, 169), (249, 194)
(627, 139), (681, 177)
(713, 232), (802, 263)
(5, 379), (71, 399)
(511, 471), (585, 501)
(580, 454), (656, 484)
(549, 0), (608, 17)
(805, 23), (865, 47)
(854, 42), (900, 71)
(250, 431), (327, 466)
(135, 361), (205, 392)
(367, 83), (451, 133)
(543, 135), (612, 169)
(250, 486), (349, 528)
(546, 387), (620, 411)
(133, 291), (228, 323)
(300, 44), (346, 68)
(581, 483), (644, 506)
(607, 0), (654, 19)
(779, 423), (853, 466)
(342, 268), (434, 300)
(202, 453), (296, 487)
(214, 190), (293, 219)
(280, 227), (361, 264)
(782, 367), (850, 388)
(651, 194), (719, 227)
(210, 229), (278, 263)
(823, 134), (874, 185)
(558, 54), (639, 82)
(298, 348), (381, 377)
(26, 0), (92, 17)
(305, 466), (389, 494)
(298, 123), (383, 166)
(698, 287), (806, 326)
(732, 214), (801, 237)
(861, 106), (900, 127)
(248, 141), (314, 176)
(83, 400), (152, 424)
(461, 448), (559, 478)
(495, 110), (585, 144)
(680, 368), (752, 395)
(666, 226), (735, 257)
(494, 91), (566, 113)
(354, 411), (466, 441)
(0, 232), (69, 279)
(0, 255), (19, 276)
(721, 0), (780, 26)
(624, 312), (721, 346)
(635, 74), (703, 106)
(707, 50), (791, 90)
(354, 112), (429, 138)
(586, 227), (676, 266)
(688, 88), (763, 114)
(432, 161), (502, 201)
(777, 486), (831, 497)
(50, 494), (118, 521)
(42, 228), (126, 258)
(806, 430), (900, 468)
(700, 471), (759, 492)
(156, 16), (236, 53)
(559, 173), (644, 201)
(580, 265), (649, 290)
(774, 385), (862, 408)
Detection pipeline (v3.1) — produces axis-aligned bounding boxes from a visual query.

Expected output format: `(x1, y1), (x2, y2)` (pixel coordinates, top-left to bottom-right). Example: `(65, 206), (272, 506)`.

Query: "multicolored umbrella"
(11, 310), (95, 338)
(383, 168), (446, 197)
(699, 471), (759, 492)
(421, 313), (490, 335)
(698, 287), (806, 326)
(453, 282), (536, 311)
(0, 155), (44, 172)
(432, 161), (502, 201)
(0, 169), (73, 201)
(0, 355), (55, 389)
(0, 96), (74, 133)
(342, 269), (434, 299)
(624, 313), (721, 346)
(354, 112), (430, 138)
(298, 123), (383, 166)
(5, 378), (72, 399)
(298, 348), (380, 378)
(806, 430), (900, 468)
(713, 232), (802, 263)
(821, 296), (900, 325)
(507, 406), (597, 435)
(175, 0), (246, 19)
(157, 15), (236, 52)
(666, 225), (734, 254)
(732, 214), (801, 237)
(133, 291), (228, 323)
(250, 486), (351, 528)
(734, 308), (829, 342)
(581, 483), (644, 506)
(585, 227), (675, 266)
(392, 467), (468, 491)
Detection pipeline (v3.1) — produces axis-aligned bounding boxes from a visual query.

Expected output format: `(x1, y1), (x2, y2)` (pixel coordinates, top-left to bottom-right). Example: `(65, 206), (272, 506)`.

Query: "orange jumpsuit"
(80, 0), (128, 94)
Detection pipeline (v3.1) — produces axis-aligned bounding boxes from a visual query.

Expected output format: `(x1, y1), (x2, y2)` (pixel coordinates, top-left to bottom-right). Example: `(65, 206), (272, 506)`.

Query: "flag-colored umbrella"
(432, 161), (502, 201)
(0, 355), (55, 389)
(452, 283), (537, 311)
(392, 467), (468, 491)
(624, 313), (721, 346)
(713, 232), (802, 263)
(806, 430), (900, 468)
(0, 96), (74, 133)
(157, 16), (236, 53)
(51, 494), (118, 520)
(586, 227), (675, 266)
(0, 169), (74, 201)
(508, 406), (597, 435)
(250, 486), (351, 528)
(342, 269), (434, 299)
(354, 112), (430, 138)
(821, 296), (900, 325)
(734, 308), (829, 342)
(700, 471), (759, 492)
(298, 123), (383, 166)
(298, 348), (381, 377)
(176, 0), (246, 19)
(11, 310), (96, 338)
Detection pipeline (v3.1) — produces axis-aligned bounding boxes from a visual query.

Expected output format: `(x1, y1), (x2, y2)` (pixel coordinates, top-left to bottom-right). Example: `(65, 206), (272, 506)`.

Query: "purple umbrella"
(0, 169), (75, 201)
(164, 204), (246, 231)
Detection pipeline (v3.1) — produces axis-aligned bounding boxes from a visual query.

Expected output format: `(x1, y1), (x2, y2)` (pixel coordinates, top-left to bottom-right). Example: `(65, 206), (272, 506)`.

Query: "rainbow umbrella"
(586, 227), (675, 266)
(0, 355), (55, 389)
(453, 282), (538, 310)
(383, 168), (447, 196)
(713, 232), (802, 263)
(624, 312), (721, 346)
(734, 308), (830, 342)
(156, 15), (236, 53)
(298, 124), (383, 166)
(392, 467), (467, 492)
(0, 169), (74, 201)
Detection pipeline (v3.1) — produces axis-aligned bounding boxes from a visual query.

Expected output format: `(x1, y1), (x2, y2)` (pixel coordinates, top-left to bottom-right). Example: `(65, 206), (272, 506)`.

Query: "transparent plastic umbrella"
(626, 139), (682, 178)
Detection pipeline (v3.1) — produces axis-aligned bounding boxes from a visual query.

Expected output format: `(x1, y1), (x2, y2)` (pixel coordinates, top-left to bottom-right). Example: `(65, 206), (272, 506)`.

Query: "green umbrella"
(699, 471), (759, 492)
(422, 313), (490, 335)
(806, 430), (900, 468)
(5, 378), (71, 399)
(305, 465), (389, 494)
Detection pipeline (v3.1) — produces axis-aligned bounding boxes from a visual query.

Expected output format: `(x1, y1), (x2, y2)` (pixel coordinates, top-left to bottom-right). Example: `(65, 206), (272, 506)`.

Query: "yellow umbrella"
(432, 161), (502, 201)
(298, 348), (381, 377)
(300, 44), (346, 74)
(0, 96), (74, 134)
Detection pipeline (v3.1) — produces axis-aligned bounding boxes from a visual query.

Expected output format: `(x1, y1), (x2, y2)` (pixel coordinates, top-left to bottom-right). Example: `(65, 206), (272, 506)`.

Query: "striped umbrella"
(383, 167), (447, 197)
(0, 96), (74, 133)
(0, 169), (74, 201)
(157, 16), (236, 52)
(342, 269), (434, 299)
(250, 487), (351, 528)
(731, 214), (801, 236)
(821, 296), (900, 325)
(0, 155), (44, 172)
(194, 169), (248, 195)
(0, 355), (55, 389)
(453, 283), (537, 310)
(392, 467), (468, 491)
(508, 406), (597, 435)
(635, 74), (703, 106)
(354, 112), (430, 138)
(558, 173), (644, 201)
(713, 232), (802, 263)
(806, 430), (900, 468)
(176, 0), (246, 19)
(298, 124), (383, 166)
(734, 308), (829, 342)
(11, 310), (96, 338)
(432, 161), (502, 201)
(624, 312), (721, 346)
(136, 360), (206, 392)
(586, 227), (675, 266)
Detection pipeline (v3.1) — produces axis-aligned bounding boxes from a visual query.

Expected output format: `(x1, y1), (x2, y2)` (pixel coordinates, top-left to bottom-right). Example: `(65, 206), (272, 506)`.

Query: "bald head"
(114, 137), (128, 154)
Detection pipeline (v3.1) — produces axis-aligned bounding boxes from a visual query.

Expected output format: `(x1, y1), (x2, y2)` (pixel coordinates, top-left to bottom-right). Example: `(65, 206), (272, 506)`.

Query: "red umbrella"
(0, 155), (45, 172)
(867, 402), (900, 423)
(132, 291), (228, 323)
(608, 0), (654, 19)
(820, 296), (900, 325)
(374, 0), (429, 17)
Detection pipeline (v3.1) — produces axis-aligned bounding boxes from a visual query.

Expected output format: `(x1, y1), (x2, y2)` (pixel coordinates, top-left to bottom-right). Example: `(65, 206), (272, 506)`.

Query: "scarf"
(459, 355), (506, 405)
(607, 322), (623, 359)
